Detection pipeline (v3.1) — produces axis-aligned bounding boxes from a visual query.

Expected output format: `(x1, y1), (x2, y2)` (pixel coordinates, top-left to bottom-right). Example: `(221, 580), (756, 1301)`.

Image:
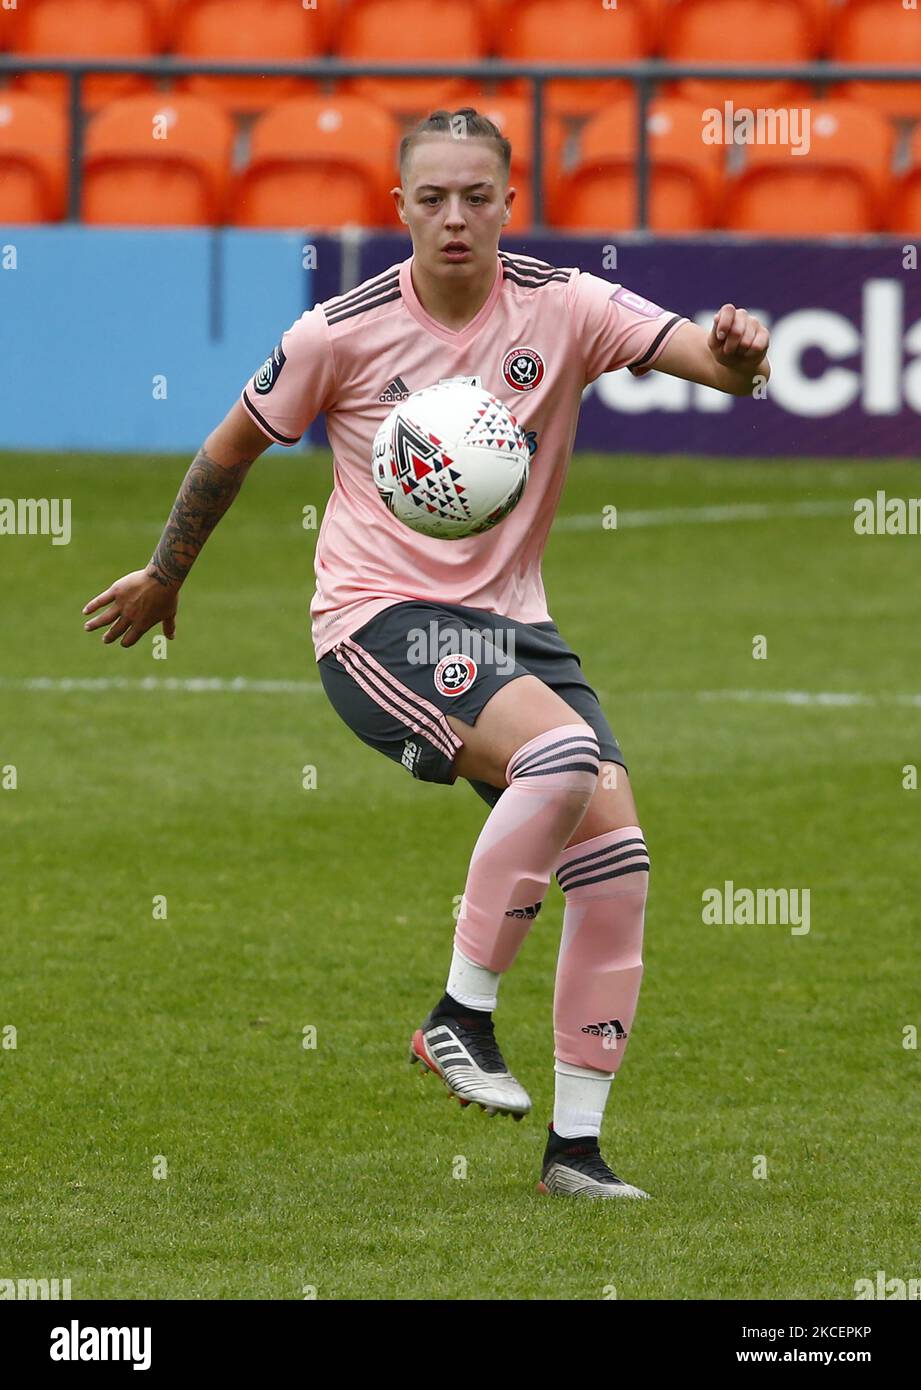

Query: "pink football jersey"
(240, 252), (688, 659)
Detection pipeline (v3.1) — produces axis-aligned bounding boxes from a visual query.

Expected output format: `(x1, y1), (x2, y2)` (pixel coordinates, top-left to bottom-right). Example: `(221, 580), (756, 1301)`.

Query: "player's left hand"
(708, 304), (769, 369)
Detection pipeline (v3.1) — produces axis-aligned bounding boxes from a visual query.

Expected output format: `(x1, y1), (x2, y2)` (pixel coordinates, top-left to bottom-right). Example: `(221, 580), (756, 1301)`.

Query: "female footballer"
(83, 110), (770, 1199)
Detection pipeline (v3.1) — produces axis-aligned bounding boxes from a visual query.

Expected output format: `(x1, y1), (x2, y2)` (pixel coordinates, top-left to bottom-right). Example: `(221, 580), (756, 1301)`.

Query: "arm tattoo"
(148, 447), (252, 588)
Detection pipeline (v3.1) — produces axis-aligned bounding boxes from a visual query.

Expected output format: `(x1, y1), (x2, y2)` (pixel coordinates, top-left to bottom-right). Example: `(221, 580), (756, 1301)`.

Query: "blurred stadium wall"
(1, 228), (918, 456)
(1, 0), (920, 457)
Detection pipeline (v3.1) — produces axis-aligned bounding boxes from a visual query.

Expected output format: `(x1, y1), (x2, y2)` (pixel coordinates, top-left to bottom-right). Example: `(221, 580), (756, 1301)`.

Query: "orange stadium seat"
(662, 0), (818, 110)
(809, 0), (834, 50)
(312, 0), (346, 52)
(234, 94), (399, 228)
(147, 0), (177, 45)
(337, 0), (487, 118)
(174, 0), (325, 114)
(830, 0), (921, 120)
(13, 0), (159, 115)
(889, 123), (921, 234)
(0, 2), (18, 49)
(724, 99), (894, 235)
(550, 97), (724, 232)
(471, 95), (566, 229)
(0, 92), (68, 222)
(82, 94), (234, 225)
(494, 0), (655, 120)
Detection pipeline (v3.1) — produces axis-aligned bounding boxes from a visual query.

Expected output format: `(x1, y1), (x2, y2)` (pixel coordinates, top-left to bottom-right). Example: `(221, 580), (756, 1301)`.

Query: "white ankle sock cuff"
(553, 1059), (615, 1138)
(554, 1059), (615, 1082)
(446, 946), (500, 1012)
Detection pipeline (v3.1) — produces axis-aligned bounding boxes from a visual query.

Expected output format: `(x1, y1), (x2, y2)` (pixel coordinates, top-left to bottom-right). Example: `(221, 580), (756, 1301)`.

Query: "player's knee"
(558, 827), (650, 909)
(506, 722), (600, 797)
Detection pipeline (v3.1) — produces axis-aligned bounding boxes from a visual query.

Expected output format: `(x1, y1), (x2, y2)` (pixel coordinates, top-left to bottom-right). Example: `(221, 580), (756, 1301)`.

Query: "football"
(371, 382), (530, 539)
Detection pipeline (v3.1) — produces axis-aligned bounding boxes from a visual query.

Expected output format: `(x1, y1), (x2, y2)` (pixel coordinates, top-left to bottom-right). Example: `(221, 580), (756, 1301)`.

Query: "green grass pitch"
(1, 447), (918, 1300)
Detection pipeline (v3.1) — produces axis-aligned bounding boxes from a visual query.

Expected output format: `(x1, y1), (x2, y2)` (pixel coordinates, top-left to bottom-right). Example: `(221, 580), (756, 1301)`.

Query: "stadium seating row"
(0, 0), (920, 119)
(2, 90), (921, 234)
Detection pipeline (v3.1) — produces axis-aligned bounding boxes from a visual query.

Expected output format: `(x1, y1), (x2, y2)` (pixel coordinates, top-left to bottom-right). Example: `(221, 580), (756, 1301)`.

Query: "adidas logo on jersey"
(379, 375), (411, 403)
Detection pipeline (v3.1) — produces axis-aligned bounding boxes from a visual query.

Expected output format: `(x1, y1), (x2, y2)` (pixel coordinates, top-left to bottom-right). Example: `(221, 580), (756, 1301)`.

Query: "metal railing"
(1, 57), (919, 228)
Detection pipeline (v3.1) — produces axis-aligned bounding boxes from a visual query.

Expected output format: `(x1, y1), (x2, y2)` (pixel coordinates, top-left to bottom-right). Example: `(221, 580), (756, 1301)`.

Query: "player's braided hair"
(399, 108), (512, 179)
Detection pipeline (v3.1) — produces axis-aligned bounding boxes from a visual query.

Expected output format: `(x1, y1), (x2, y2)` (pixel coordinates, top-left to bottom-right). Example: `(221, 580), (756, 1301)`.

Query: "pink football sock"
(454, 724), (600, 974)
(553, 827), (649, 1071)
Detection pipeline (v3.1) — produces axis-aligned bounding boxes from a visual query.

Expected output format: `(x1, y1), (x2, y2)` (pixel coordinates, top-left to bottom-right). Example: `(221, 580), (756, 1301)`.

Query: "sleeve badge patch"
(254, 341), (287, 395)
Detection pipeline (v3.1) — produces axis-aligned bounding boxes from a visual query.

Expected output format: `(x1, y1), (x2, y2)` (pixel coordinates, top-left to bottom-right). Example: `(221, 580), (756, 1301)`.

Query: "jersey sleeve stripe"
(322, 266), (401, 314)
(626, 314), (684, 372)
(499, 251), (574, 278)
(501, 268), (571, 289)
(322, 274), (401, 322)
(241, 389), (302, 445)
(324, 287), (403, 325)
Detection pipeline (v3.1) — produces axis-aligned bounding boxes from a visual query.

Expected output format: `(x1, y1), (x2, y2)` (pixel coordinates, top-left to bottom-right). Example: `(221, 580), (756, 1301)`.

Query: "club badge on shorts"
(503, 347), (545, 392)
(434, 654), (477, 696)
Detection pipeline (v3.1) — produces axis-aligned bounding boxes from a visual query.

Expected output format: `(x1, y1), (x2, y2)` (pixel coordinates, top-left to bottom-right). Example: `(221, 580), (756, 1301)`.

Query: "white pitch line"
(90, 500), (855, 536)
(1, 678), (918, 709)
(555, 500), (853, 531)
(0, 675), (319, 695)
(698, 690), (921, 709)
(89, 499), (855, 538)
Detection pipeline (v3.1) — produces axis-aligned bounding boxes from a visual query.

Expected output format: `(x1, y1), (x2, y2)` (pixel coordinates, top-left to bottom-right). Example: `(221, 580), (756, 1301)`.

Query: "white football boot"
(538, 1124), (650, 1199)
(409, 1006), (531, 1120)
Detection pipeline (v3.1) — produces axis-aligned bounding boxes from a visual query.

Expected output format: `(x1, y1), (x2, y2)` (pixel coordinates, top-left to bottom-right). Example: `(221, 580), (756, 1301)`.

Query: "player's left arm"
(651, 305), (771, 397)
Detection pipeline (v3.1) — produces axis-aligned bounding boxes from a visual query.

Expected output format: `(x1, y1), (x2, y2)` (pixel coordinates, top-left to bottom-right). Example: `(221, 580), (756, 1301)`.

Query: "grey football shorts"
(317, 599), (625, 809)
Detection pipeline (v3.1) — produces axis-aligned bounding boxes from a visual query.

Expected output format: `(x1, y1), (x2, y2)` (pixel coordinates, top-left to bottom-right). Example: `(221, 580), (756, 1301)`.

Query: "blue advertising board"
(1, 227), (917, 458)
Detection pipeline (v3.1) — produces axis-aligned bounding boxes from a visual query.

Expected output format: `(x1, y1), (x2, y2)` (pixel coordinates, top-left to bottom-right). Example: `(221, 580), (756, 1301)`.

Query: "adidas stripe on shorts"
(317, 599), (625, 809)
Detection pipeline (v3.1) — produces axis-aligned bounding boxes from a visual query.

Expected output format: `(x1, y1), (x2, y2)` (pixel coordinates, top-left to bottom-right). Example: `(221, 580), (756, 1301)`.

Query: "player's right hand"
(82, 567), (179, 648)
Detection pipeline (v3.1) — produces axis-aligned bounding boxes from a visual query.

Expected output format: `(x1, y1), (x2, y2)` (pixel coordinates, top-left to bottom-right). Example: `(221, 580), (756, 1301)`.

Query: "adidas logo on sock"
(504, 903), (543, 919)
(379, 375), (411, 402)
(581, 1018), (627, 1039)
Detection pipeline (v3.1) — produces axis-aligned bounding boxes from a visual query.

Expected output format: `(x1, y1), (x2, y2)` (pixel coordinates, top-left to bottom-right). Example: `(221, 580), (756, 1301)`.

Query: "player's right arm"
(82, 401), (271, 649)
(83, 303), (336, 648)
